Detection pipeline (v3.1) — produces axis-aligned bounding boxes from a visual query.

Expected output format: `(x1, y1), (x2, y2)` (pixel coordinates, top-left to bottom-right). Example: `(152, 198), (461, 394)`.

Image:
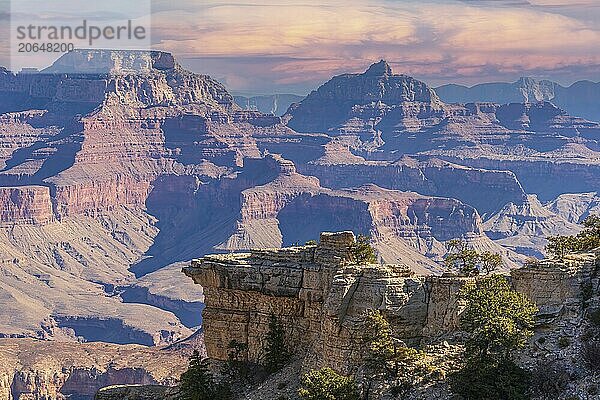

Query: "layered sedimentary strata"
(0, 339), (192, 400)
(435, 77), (600, 123)
(184, 232), (470, 373)
(0, 186), (53, 225)
(185, 232), (600, 377)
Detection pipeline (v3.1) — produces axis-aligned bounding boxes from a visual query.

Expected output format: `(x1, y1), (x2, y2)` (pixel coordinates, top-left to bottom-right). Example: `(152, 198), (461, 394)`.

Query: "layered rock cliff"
(184, 232), (471, 373)
(0, 339), (193, 400)
(436, 77), (600, 123)
(184, 233), (600, 399)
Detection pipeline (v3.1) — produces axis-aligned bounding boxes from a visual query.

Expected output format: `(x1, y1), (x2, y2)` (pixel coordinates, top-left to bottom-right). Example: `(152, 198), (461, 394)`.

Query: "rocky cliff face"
(287, 60), (443, 135)
(0, 339), (194, 400)
(184, 232), (472, 373)
(436, 78), (600, 123)
(0, 52), (593, 348)
(185, 233), (600, 398)
(483, 194), (582, 257)
(0, 186), (54, 225)
(234, 94), (304, 116)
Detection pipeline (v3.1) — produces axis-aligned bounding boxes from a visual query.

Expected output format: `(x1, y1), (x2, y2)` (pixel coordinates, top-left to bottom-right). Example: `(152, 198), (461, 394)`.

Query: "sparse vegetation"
(298, 367), (360, 400)
(450, 275), (537, 400)
(581, 336), (600, 372)
(264, 315), (291, 374)
(348, 234), (377, 265)
(558, 336), (570, 348)
(361, 310), (440, 398)
(444, 239), (502, 276)
(362, 310), (422, 379)
(222, 340), (253, 383)
(451, 357), (531, 400)
(547, 215), (600, 258)
(305, 240), (318, 246)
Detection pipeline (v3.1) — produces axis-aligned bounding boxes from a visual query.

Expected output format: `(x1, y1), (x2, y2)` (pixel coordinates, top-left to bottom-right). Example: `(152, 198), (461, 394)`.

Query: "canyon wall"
(0, 186), (54, 226)
(0, 339), (192, 400)
(185, 232), (599, 375)
(184, 232), (469, 374)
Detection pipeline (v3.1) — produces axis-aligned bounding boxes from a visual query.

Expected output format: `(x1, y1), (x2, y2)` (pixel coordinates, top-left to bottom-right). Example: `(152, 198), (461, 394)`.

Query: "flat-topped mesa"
(0, 50), (237, 111)
(43, 49), (178, 75)
(184, 234), (600, 374)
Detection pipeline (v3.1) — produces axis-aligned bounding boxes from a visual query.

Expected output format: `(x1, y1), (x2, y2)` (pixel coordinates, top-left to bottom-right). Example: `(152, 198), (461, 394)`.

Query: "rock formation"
(234, 94), (304, 116)
(436, 77), (600, 123)
(184, 232), (600, 398)
(184, 232), (470, 373)
(0, 52), (596, 347)
(0, 338), (197, 400)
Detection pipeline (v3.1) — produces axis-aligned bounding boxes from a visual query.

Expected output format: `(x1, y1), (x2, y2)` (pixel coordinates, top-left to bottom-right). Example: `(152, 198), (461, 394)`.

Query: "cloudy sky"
(2, 0), (599, 94)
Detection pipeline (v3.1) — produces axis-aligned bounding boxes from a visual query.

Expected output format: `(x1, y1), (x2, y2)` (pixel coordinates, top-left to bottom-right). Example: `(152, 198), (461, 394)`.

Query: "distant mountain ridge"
(436, 78), (600, 122)
(234, 94), (304, 116)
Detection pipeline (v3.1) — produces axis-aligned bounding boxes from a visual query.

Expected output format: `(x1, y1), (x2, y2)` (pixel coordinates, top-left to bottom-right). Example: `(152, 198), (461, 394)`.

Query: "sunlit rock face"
(184, 232), (470, 374)
(186, 235), (599, 383)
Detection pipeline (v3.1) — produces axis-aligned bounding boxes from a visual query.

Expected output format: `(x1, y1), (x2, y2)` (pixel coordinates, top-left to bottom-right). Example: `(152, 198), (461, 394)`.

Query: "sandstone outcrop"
(0, 186), (54, 225)
(184, 232), (471, 374)
(185, 233), (600, 398)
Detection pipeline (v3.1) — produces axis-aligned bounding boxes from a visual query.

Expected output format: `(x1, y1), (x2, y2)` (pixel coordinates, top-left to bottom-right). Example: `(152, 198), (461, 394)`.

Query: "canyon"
(0, 50), (598, 398)
(436, 77), (600, 123)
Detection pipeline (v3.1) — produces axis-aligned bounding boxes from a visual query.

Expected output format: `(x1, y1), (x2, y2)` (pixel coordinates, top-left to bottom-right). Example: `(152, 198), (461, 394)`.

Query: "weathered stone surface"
(0, 186), (53, 225)
(184, 232), (469, 374)
(185, 233), (600, 378)
(0, 338), (195, 400)
(95, 385), (177, 400)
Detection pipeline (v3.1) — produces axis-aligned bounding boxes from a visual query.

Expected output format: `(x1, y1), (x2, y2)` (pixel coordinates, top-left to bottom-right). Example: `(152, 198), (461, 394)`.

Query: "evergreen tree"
(264, 314), (291, 373)
(179, 350), (216, 400)
(450, 275), (538, 400)
(547, 214), (600, 258)
(348, 235), (377, 265)
(444, 239), (502, 276)
(362, 310), (421, 379)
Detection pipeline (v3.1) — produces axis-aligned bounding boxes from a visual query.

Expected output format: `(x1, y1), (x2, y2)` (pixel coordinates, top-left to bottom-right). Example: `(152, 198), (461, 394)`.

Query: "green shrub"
(298, 368), (359, 400)
(179, 350), (232, 400)
(558, 336), (570, 348)
(547, 215), (600, 258)
(581, 338), (600, 372)
(459, 275), (538, 359)
(444, 239), (502, 276)
(530, 361), (570, 398)
(450, 358), (530, 400)
(587, 308), (600, 327)
(450, 275), (537, 400)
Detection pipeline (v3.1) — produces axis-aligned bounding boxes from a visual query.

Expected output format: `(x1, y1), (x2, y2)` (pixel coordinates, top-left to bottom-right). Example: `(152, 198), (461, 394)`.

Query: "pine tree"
(264, 314), (290, 373)
(348, 235), (377, 265)
(179, 350), (217, 400)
